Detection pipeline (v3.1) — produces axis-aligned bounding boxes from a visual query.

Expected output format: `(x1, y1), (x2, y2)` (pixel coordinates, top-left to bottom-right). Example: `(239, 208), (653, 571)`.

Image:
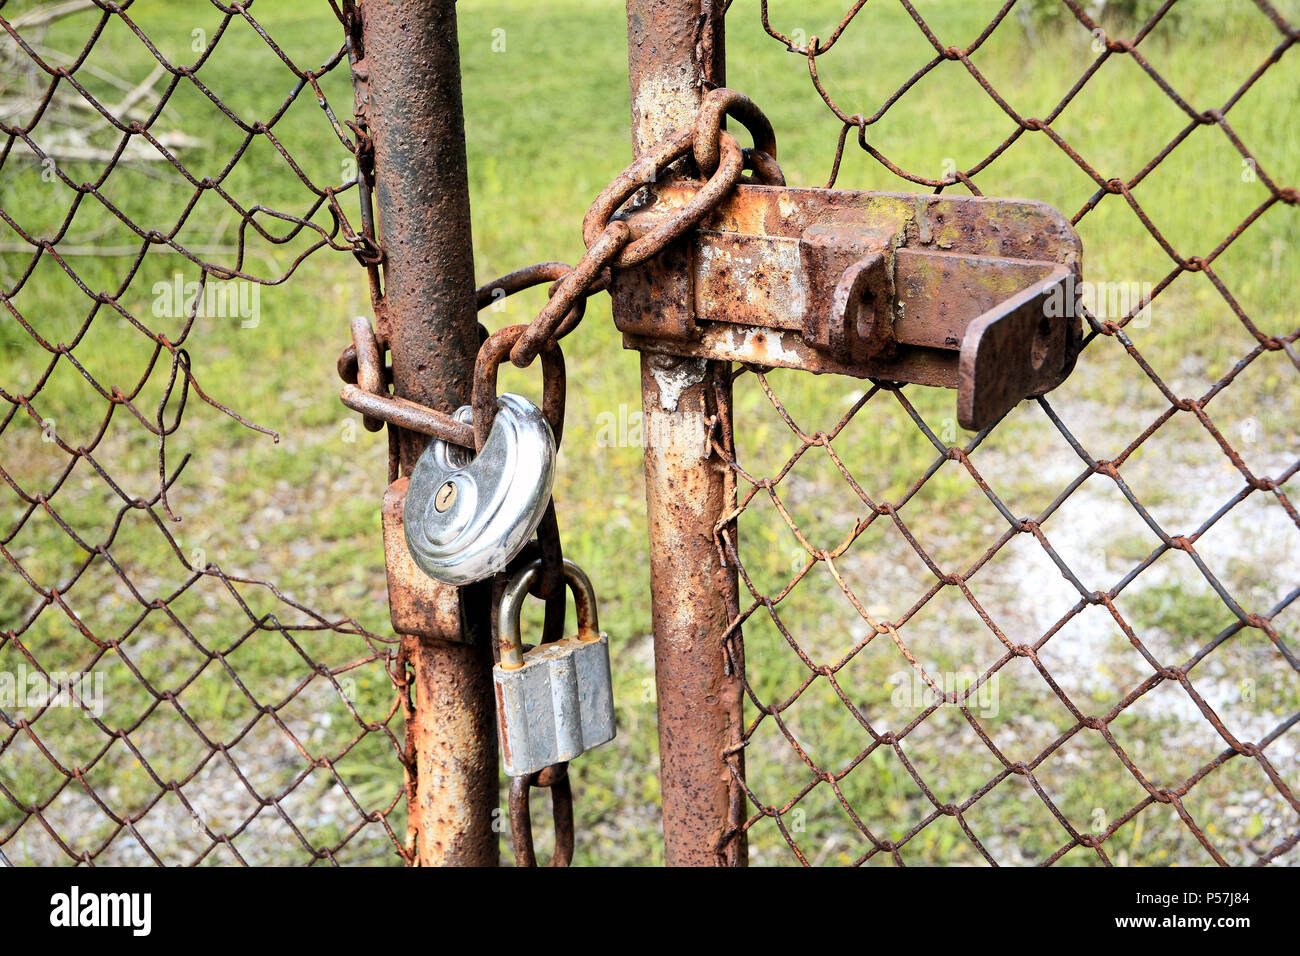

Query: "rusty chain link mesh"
(4, 0), (1296, 870)
(716, 0), (1298, 865)
(0, 1), (410, 865)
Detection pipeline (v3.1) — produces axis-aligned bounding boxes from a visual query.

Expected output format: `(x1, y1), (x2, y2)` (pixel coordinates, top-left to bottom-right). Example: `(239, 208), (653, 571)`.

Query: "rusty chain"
(508, 87), (782, 369)
(508, 762), (574, 867)
(334, 85), (782, 865)
(338, 86), (782, 441)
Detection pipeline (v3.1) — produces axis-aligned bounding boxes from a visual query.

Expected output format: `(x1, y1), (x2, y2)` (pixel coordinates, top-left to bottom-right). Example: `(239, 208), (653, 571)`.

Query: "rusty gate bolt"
(608, 184), (1083, 431)
(797, 225), (898, 363)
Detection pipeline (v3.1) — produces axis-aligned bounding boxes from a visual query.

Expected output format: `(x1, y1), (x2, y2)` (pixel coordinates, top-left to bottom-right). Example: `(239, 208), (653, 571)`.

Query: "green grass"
(2, 0), (1297, 866)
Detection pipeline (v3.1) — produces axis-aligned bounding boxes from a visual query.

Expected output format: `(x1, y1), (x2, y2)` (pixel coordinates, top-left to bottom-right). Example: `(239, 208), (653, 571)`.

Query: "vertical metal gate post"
(624, 0), (747, 867)
(358, 0), (498, 866)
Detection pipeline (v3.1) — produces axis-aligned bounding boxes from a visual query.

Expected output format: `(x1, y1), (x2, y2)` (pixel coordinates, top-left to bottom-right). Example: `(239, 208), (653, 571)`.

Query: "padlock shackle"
(473, 325), (566, 452)
(498, 558), (602, 669)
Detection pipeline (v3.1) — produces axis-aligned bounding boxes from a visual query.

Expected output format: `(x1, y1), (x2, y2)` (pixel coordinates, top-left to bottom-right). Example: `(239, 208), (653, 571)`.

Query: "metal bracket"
(609, 184), (1083, 430)
(382, 477), (468, 642)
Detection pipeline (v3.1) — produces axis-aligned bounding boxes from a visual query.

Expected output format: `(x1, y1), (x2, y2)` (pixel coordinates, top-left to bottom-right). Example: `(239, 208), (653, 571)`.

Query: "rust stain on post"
(359, 0), (497, 866)
(626, 0), (723, 150)
(406, 631), (498, 866)
(625, 0), (747, 866)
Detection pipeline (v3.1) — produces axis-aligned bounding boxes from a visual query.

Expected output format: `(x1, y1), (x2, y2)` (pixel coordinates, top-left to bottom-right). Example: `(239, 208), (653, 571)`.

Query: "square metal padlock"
(493, 559), (617, 777)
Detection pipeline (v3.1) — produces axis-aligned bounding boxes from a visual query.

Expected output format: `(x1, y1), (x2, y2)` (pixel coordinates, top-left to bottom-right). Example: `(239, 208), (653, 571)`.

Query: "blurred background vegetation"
(0, 0), (1296, 866)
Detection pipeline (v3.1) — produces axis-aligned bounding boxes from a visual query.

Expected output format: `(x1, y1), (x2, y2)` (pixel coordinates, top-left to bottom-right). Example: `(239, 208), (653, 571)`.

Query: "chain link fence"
(0, 0), (409, 865)
(716, 0), (1298, 865)
(2, 0), (1296, 869)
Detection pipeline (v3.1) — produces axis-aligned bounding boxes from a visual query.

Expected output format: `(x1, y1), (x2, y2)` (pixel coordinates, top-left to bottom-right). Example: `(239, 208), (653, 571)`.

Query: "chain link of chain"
(507, 87), (780, 368)
(508, 763), (575, 867)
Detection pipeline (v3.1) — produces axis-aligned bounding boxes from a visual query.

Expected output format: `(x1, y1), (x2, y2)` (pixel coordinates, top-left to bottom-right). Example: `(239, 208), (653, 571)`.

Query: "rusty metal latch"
(608, 183), (1083, 430)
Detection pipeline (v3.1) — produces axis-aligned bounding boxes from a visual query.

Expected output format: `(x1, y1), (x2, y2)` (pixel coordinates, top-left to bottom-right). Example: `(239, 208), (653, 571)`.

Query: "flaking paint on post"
(648, 353), (707, 413)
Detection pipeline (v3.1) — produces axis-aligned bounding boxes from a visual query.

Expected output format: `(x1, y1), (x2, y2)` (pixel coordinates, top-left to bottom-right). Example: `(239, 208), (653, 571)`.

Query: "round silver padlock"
(404, 393), (555, 585)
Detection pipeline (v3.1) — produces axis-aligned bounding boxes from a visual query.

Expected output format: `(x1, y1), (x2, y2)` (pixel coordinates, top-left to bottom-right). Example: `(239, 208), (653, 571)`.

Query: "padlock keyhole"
(419, 475), (477, 546)
(434, 480), (457, 513)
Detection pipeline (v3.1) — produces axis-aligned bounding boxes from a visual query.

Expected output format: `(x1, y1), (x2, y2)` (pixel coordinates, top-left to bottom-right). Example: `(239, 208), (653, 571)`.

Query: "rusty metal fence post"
(623, 0), (747, 867)
(355, 0), (497, 866)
